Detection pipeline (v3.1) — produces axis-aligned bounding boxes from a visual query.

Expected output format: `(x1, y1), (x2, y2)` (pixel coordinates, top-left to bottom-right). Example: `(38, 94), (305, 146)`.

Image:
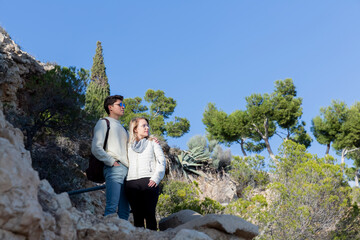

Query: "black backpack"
(86, 118), (110, 183)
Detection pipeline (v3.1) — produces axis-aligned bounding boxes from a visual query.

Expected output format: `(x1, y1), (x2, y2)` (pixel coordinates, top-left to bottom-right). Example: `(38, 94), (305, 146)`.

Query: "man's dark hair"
(104, 95), (124, 114)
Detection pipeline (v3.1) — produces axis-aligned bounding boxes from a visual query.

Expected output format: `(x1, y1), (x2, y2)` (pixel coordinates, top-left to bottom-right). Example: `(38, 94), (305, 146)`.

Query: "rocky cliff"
(0, 26), (53, 109)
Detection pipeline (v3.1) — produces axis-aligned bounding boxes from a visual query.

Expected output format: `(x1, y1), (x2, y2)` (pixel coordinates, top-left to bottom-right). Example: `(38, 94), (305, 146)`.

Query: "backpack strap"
(102, 118), (111, 150)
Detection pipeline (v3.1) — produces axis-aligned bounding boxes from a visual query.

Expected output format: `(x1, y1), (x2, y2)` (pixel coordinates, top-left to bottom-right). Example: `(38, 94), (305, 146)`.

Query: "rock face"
(0, 103), (44, 239)
(0, 26), (52, 108)
(195, 174), (238, 204)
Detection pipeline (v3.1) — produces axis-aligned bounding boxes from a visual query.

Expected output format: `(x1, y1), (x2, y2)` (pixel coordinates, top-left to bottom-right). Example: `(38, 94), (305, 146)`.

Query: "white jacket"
(126, 140), (166, 185)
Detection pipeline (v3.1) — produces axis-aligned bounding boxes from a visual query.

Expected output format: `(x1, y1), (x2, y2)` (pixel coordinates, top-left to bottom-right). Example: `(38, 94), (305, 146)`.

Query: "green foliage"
(120, 89), (190, 139)
(16, 65), (88, 150)
(203, 103), (262, 156)
(311, 100), (348, 154)
(351, 187), (360, 205)
(157, 180), (224, 218)
(85, 41), (110, 119)
(203, 79), (311, 160)
(164, 116), (191, 138)
(333, 102), (360, 153)
(246, 79), (311, 148)
(144, 89), (176, 118)
(224, 141), (351, 239)
(229, 155), (269, 193)
(272, 79), (303, 130)
(330, 204), (360, 240)
(224, 192), (268, 222)
(262, 140), (350, 239)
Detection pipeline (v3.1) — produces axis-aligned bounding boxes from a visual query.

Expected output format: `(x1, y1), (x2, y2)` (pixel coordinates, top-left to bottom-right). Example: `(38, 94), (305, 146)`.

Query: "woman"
(125, 117), (166, 230)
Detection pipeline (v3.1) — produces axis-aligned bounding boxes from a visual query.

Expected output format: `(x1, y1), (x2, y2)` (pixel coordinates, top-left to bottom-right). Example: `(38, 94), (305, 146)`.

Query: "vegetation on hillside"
(4, 34), (360, 239)
(9, 65), (88, 151)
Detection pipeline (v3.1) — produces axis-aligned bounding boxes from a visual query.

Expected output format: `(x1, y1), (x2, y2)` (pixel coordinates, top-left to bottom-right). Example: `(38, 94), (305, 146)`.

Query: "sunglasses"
(114, 102), (126, 108)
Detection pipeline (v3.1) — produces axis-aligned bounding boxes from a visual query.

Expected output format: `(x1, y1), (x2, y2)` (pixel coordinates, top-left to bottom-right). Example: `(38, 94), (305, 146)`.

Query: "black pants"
(125, 177), (159, 230)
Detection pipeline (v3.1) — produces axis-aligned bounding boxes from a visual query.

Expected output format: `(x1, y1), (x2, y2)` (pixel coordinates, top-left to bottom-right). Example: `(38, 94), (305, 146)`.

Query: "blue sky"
(1, 0), (360, 165)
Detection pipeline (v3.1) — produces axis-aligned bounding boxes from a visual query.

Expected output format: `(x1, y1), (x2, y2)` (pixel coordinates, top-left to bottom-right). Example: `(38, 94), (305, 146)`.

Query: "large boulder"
(159, 209), (202, 231)
(173, 214), (259, 240)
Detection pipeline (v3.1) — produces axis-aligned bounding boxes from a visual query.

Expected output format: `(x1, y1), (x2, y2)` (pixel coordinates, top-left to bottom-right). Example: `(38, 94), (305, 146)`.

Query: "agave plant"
(175, 146), (210, 179)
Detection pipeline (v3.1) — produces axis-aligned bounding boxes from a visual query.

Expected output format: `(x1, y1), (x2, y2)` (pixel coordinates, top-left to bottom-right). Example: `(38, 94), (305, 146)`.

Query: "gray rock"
(173, 229), (212, 240)
(174, 214), (259, 240)
(159, 209), (202, 231)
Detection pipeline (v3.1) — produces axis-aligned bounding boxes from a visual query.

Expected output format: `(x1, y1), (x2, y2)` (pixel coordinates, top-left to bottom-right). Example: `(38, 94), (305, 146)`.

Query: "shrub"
(157, 180), (224, 218)
(229, 154), (269, 195)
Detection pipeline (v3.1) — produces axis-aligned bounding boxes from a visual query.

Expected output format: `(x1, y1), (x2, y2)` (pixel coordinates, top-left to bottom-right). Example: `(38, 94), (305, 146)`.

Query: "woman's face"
(135, 119), (149, 140)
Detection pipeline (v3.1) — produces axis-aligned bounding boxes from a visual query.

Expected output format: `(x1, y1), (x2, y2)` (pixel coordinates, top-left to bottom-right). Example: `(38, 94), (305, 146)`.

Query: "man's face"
(111, 99), (125, 116)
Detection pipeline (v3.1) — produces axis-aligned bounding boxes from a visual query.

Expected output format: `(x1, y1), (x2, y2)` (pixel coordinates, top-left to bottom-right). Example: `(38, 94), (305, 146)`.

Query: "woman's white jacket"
(126, 140), (166, 185)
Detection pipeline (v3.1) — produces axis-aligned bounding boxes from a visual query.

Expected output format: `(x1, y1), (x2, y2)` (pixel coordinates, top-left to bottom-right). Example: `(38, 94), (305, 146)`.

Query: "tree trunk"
(238, 139), (247, 157)
(263, 118), (276, 163)
(264, 138), (276, 162)
(325, 143), (330, 155)
(341, 148), (347, 165)
(251, 118), (276, 162)
(355, 173), (359, 187)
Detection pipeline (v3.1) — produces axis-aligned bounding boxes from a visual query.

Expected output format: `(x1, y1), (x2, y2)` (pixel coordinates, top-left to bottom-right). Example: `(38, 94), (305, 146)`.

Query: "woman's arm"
(149, 141), (166, 186)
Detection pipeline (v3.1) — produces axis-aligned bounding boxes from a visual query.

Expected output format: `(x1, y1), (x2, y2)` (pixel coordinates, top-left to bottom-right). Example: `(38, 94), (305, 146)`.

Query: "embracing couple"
(91, 95), (166, 230)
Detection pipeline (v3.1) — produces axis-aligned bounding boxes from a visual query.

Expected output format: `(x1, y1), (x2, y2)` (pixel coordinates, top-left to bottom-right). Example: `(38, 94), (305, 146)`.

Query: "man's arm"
(91, 120), (116, 167)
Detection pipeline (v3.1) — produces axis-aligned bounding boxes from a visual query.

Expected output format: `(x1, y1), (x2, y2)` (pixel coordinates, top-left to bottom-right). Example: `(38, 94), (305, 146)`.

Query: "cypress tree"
(85, 41), (110, 119)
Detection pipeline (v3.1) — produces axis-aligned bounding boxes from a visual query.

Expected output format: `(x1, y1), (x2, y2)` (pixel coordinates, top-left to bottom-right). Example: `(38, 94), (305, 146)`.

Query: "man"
(91, 95), (130, 219)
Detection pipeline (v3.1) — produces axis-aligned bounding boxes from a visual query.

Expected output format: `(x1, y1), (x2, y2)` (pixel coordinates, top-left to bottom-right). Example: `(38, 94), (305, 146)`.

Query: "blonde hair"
(129, 117), (151, 143)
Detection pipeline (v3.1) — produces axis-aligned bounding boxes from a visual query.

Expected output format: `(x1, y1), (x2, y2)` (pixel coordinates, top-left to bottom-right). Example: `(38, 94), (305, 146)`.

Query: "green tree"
(15, 66), (88, 151)
(332, 102), (360, 186)
(203, 79), (311, 161)
(312, 101), (360, 186)
(203, 103), (263, 156)
(311, 100), (348, 155)
(85, 41), (110, 119)
(245, 79), (311, 161)
(273, 79), (312, 146)
(120, 89), (190, 139)
(226, 141), (350, 239)
(245, 92), (277, 160)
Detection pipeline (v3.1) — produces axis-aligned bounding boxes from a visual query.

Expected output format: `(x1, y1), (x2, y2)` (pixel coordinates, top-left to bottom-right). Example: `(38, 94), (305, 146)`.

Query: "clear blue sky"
(1, 0), (360, 165)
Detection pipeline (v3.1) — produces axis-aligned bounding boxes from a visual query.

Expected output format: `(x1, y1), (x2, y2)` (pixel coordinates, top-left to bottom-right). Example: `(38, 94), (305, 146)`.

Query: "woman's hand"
(148, 180), (157, 187)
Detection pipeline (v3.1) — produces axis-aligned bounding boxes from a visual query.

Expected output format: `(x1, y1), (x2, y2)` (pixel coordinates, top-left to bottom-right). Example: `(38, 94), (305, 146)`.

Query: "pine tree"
(85, 41), (110, 119)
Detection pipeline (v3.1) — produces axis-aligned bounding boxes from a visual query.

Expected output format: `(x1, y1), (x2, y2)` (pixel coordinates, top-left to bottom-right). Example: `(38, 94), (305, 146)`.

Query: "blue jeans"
(104, 164), (130, 220)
